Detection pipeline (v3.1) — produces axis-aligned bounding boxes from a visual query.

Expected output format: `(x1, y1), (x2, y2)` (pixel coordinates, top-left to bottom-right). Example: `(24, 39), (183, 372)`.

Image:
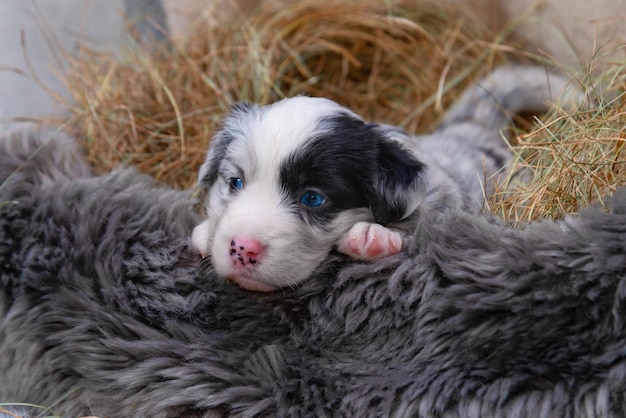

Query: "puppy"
(192, 66), (580, 292)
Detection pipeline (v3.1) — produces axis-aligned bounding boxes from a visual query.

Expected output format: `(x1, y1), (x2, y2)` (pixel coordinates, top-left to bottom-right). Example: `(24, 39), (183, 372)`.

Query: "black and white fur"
(192, 66), (580, 292)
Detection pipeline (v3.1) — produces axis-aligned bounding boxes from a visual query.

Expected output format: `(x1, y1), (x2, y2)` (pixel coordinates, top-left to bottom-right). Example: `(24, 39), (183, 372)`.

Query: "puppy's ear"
(368, 128), (426, 225)
(198, 102), (257, 187)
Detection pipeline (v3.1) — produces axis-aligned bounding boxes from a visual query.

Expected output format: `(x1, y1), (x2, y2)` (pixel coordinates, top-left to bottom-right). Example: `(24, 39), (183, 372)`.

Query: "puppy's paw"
(336, 222), (402, 261)
(191, 219), (211, 257)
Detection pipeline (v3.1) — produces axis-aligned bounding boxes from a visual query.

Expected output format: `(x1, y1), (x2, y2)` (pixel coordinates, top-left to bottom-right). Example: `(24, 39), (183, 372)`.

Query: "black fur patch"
(371, 134), (426, 224)
(279, 114), (425, 225)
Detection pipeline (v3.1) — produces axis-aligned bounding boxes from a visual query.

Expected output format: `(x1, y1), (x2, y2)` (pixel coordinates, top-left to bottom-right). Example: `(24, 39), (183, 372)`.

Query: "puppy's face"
(194, 97), (425, 292)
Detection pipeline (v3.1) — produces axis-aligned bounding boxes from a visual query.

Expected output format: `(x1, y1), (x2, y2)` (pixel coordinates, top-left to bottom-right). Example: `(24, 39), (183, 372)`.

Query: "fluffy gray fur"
(2, 127), (626, 417)
(0, 124), (91, 187)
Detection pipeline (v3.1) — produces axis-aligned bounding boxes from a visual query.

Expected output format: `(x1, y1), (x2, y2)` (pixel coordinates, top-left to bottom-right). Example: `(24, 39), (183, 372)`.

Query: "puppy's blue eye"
(300, 190), (326, 207)
(229, 177), (244, 191)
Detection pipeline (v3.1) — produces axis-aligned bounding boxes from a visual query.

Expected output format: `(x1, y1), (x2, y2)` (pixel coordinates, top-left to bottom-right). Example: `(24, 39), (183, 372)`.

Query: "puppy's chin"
(210, 245), (320, 293)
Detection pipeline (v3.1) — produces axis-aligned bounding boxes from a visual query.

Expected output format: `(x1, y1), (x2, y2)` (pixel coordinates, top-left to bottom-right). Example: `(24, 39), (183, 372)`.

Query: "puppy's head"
(193, 97), (425, 292)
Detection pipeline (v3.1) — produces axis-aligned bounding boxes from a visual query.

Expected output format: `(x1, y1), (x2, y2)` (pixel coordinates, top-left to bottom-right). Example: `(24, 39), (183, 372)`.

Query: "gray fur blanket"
(2, 132), (626, 417)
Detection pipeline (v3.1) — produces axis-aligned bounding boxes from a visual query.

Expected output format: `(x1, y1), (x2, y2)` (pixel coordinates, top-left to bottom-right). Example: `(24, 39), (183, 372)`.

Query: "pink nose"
(229, 237), (265, 266)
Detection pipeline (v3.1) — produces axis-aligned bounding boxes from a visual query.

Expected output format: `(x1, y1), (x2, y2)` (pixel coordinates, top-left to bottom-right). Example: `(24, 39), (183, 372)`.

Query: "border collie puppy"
(192, 66), (580, 292)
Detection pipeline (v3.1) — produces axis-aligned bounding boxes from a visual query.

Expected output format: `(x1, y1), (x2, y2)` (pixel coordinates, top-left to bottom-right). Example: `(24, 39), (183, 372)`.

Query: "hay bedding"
(2, 132), (626, 417)
(65, 0), (510, 190)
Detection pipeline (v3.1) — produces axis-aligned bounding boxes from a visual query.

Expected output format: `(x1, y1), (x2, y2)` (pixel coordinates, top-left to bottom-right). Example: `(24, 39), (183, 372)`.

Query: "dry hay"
(60, 0), (626, 222)
(64, 0), (518, 190)
(488, 61), (626, 223)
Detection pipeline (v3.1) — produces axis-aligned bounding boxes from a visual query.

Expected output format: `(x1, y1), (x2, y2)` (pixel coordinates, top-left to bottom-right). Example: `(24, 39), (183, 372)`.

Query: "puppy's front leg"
(336, 222), (403, 261)
(191, 219), (211, 257)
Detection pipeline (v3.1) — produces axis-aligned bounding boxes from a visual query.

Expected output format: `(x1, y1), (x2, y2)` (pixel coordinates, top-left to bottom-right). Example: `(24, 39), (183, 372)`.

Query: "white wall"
(503, 0), (626, 69)
(0, 0), (126, 130)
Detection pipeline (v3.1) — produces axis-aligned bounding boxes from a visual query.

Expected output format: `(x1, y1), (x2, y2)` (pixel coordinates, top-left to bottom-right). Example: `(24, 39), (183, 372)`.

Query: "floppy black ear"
(368, 129), (426, 225)
(198, 102), (257, 187)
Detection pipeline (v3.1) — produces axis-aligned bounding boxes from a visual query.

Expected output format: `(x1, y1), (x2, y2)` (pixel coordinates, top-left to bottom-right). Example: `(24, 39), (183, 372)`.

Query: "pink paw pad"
(336, 222), (403, 261)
